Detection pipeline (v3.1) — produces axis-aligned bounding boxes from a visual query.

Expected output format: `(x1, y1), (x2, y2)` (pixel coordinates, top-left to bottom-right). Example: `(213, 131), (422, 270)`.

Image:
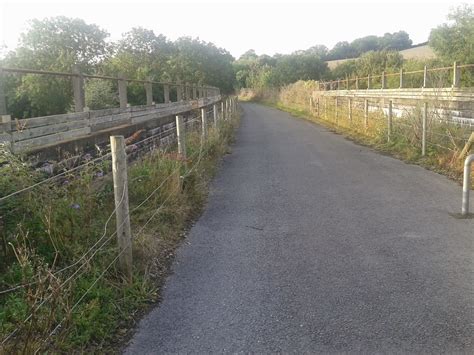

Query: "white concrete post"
(399, 68), (404, 88)
(176, 115), (186, 159)
(110, 135), (133, 282)
(221, 101), (225, 120)
(355, 77), (359, 90)
(367, 74), (371, 90)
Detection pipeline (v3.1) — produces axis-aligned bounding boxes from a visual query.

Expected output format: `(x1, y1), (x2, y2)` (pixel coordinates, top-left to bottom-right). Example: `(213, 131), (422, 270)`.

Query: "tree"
(2, 17), (110, 117)
(429, 4), (474, 63)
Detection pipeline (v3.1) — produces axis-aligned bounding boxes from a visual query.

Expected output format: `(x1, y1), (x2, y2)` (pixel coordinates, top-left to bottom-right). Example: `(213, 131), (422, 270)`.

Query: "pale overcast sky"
(0, 0), (467, 59)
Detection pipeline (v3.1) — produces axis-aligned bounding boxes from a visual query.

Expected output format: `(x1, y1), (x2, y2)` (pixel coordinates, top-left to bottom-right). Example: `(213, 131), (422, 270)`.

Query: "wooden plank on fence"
(13, 126), (91, 152)
(12, 118), (90, 142)
(90, 112), (131, 132)
(14, 111), (90, 130)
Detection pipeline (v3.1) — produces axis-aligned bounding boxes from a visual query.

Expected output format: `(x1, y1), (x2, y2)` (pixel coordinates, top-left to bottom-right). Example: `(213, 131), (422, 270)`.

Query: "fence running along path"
(0, 95), (238, 351)
(0, 66), (221, 154)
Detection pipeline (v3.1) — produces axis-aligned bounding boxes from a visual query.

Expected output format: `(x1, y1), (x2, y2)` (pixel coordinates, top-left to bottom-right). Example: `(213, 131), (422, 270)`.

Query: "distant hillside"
(326, 43), (436, 69)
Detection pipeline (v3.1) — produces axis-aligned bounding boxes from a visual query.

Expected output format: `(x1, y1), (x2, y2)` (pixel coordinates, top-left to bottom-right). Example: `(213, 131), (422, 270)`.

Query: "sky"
(0, 0), (466, 59)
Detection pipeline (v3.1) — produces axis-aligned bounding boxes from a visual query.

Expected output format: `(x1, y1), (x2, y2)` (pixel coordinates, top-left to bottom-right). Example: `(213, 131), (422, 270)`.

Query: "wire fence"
(308, 95), (473, 161)
(0, 96), (238, 352)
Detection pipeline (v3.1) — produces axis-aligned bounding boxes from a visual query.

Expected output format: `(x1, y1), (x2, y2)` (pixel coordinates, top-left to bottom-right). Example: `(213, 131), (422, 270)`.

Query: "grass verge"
(0, 111), (239, 353)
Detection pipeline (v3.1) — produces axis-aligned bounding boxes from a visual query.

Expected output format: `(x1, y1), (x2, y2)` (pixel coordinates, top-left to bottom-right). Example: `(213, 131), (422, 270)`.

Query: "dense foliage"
(429, 4), (474, 63)
(1, 17), (235, 118)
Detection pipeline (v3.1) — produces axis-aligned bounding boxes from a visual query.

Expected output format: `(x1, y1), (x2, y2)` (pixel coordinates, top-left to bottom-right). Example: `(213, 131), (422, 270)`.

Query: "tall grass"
(0, 112), (239, 352)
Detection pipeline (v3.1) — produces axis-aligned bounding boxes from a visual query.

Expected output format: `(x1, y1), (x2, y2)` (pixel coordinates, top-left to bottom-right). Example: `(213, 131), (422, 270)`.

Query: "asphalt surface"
(125, 103), (473, 353)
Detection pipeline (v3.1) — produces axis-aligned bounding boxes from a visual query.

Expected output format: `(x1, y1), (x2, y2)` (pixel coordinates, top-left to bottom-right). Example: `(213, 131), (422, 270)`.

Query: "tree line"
(234, 4), (473, 90)
(1, 18), (235, 118)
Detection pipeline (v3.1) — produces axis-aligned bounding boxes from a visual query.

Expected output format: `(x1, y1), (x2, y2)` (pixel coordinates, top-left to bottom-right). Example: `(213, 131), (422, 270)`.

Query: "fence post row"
(110, 135), (133, 282)
(72, 65), (85, 112)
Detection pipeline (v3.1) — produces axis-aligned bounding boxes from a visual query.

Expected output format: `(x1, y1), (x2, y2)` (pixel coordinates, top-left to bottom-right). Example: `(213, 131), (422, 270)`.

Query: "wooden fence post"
(1, 115), (12, 149)
(176, 115), (186, 159)
(348, 98), (352, 124)
(381, 71), (386, 89)
(221, 101), (225, 120)
(423, 65), (428, 88)
(364, 99), (369, 129)
(145, 79), (153, 106)
(164, 84), (170, 103)
(355, 77), (359, 90)
(387, 100), (393, 142)
(422, 102), (427, 156)
(110, 135), (133, 282)
(118, 74), (128, 109)
(367, 74), (371, 90)
(201, 108), (208, 139)
(335, 97), (338, 123)
(193, 84), (197, 99)
(213, 104), (218, 128)
(399, 68), (404, 88)
(0, 69), (7, 115)
(72, 65), (85, 112)
(453, 61), (460, 88)
(176, 81), (183, 101)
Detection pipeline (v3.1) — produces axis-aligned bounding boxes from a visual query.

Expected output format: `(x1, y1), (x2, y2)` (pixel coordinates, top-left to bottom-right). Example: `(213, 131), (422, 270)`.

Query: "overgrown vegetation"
(241, 83), (473, 184)
(0, 112), (239, 352)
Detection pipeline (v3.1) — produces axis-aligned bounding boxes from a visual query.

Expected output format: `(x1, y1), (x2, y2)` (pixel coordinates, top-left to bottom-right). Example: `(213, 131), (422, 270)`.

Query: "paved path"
(126, 103), (473, 353)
